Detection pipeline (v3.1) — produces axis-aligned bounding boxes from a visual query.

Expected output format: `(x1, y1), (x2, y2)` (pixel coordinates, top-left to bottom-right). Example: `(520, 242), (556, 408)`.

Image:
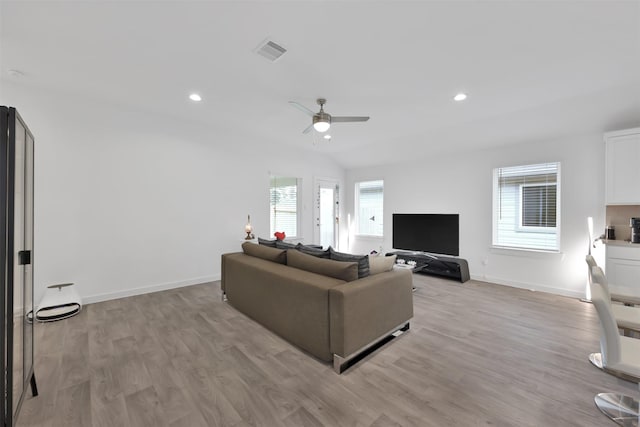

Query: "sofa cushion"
(258, 237), (277, 247)
(296, 243), (330, 258)
(329, 247), (370, 279)
(287, 249), (358, 282)
(369, 254), (397, 275)
(275, 240), (297, 250)
(242, 242), (286, 264)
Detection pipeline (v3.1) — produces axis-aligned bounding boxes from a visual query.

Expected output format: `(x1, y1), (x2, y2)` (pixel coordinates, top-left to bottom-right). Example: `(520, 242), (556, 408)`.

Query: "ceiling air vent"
(254, 39), (287, 62)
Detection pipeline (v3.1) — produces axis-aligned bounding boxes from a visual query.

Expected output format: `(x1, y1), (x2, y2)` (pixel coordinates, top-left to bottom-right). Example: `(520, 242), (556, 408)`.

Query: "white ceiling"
(2, 0), (639, 169)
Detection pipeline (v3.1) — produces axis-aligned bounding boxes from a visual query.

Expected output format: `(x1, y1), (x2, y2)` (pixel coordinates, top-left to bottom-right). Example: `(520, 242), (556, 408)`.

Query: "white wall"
(3, 82), (344, 304)
(2, 78), (610, 302)
(346, 133), (606, 298)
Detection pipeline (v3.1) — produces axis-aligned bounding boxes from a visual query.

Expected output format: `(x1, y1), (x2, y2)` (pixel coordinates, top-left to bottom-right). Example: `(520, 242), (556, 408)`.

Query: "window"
(493, 163), (560, 251)
(521, 184), (557, 228)
(355, 180), (383, 236)
(270, 176), (300, 238)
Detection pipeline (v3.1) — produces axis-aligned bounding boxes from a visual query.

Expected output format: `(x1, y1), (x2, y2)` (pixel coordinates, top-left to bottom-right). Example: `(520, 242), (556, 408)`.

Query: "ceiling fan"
(289, 98), (370, 134)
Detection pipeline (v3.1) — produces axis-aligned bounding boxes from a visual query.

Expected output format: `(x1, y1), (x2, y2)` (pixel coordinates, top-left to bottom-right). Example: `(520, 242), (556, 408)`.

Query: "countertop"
(603, 239), (640, 248)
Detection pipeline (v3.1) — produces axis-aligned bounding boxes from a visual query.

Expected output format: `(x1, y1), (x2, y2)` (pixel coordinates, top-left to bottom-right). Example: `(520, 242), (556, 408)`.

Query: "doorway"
(314, 178), (339, 249)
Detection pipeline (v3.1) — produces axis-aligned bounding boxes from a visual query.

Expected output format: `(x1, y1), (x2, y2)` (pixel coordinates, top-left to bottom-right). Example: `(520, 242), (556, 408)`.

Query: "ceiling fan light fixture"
(290, 98), (368, 135)
(323, 134), (332, 140)
(313, 113), (331, 132)
(313, 120), (330, 133)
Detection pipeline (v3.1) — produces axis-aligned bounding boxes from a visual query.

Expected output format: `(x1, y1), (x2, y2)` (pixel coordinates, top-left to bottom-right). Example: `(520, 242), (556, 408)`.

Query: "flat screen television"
(392, 213), (459, 256)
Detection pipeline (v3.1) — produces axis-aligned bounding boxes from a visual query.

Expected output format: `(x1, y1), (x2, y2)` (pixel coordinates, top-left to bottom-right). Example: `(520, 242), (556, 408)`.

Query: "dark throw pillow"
(287, 249), (358, 282)
(296, 243), (330, 258)
(258, 237), (277, 248)
(328, 247), (370, 279)
(275, 240), (297, 250)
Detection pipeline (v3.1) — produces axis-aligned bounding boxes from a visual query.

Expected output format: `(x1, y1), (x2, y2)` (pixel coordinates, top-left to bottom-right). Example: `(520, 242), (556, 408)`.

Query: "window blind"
(522, 184), (557, 227)
(494, 163), (560, 251)
(270, 176), (299, 238)
(356, 180), (384, 236)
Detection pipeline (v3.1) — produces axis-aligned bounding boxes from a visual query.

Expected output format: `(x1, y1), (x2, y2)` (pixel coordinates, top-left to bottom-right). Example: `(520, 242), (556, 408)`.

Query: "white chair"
(587, 254), (640, 307)
(586, 255), (640, 335)
(589, 266), (640, 424)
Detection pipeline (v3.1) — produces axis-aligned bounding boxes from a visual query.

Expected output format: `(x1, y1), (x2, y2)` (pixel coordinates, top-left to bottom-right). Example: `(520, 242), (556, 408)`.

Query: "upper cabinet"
(605, 127), (640, 205)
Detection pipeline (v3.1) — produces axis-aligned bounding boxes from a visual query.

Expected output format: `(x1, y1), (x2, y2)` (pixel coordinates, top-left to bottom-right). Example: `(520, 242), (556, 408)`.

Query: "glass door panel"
(319, 188), (335, 248)
(23, 132), (34, 387)
(314, 178), (339, 249)
(11, 119), (25, 415)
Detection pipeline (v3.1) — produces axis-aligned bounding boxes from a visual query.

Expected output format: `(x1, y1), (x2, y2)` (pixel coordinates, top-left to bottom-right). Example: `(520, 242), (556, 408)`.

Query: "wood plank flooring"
(17, 274), (637, 427)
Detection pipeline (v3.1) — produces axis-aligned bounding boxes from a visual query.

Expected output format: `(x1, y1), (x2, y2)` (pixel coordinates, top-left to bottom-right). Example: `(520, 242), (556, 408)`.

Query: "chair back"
(586, 255), (611, 301)
(585, 254), (597, 282)
(590, 266), (621, 367)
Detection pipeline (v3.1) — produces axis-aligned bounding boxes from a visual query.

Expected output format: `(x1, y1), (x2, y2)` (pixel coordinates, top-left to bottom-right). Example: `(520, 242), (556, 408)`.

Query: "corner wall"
(3, 82), (345, 304)
(346, 133), (606, 298)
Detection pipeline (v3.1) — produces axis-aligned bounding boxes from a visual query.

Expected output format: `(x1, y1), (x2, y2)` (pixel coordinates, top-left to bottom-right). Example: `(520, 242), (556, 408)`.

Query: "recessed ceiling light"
(189, 93), (202, 102)
(323, 134), (332, 140)
(453, 93), (467, 101)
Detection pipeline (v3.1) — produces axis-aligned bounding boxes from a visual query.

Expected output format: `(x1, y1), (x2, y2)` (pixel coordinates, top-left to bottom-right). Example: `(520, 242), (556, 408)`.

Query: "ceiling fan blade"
(289, 101), (316, 117)
(302, 123), (314, 134)
(331, 116), (370, 123)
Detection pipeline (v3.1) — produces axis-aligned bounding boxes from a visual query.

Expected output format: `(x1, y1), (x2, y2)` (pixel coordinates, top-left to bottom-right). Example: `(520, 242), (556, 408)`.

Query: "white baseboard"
(83, 275), (221, 305)
(82, 273), (583, 305)
(471, 274), (584, 299)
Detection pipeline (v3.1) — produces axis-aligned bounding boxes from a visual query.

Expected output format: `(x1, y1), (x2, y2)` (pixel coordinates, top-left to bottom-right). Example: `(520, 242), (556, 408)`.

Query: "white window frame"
(492, 162), (561, 252)
(517, 182), (558, 233)
(355, 180), (384, 237)
(269, 176), (302, 240)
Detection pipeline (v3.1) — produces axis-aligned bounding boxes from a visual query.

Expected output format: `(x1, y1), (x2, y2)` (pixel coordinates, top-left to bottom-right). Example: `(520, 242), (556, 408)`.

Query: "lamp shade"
(313, 112), (331, 133)
(313, 120), (330, 133)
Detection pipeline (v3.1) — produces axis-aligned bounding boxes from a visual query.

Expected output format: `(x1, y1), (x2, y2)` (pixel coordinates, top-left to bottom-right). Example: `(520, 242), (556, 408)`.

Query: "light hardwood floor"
(17, 274), (637, 427)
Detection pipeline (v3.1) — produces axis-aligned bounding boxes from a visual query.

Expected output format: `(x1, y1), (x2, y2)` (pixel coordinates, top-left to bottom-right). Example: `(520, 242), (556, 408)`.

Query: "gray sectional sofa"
(221, 242), (414, 373)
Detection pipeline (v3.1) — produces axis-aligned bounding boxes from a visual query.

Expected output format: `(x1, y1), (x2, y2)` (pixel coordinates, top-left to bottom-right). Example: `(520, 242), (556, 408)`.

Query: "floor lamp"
(582, 217), (594, 303)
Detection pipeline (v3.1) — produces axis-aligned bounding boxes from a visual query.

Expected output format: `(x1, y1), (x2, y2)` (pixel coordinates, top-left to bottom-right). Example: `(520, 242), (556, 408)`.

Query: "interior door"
(314, 178), (339, 249)
(1, 107), (36, 426)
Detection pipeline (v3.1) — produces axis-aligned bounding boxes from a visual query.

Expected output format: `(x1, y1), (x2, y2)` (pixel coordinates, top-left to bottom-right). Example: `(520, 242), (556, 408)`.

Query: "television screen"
(392, 214), (459, 256)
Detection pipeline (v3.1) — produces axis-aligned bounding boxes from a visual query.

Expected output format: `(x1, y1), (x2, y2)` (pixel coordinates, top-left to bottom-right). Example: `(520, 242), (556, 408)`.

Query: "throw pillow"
(242, 242), (286, 264)
(275, 240), (297, 250)
(295, 243), (330, 258)
(369, 254), (397, 275)
(258, 237), (277, 247)
(287, 249), (358, 282)
(328, 247), (370, 279)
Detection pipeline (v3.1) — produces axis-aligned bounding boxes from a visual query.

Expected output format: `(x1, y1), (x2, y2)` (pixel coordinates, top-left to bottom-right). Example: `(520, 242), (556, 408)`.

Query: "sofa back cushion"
(328, 247), (370, 279)
(287, 249), (358, 282)
(242, 242), (287, 264)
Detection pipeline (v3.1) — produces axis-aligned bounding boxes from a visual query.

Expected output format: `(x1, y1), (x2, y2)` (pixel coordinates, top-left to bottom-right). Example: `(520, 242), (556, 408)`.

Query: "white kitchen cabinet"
(605, 243), (640, 295)
(605, 127), (640, 205)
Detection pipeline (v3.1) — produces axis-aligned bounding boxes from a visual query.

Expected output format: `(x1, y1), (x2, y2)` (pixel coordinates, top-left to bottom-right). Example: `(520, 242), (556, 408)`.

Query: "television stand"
(387, 251), (470, 283)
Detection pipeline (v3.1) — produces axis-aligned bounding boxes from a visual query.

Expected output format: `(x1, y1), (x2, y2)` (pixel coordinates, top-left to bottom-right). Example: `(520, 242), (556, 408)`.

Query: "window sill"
(490, 246), (562, 258)
(353, 235), (384, 240)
